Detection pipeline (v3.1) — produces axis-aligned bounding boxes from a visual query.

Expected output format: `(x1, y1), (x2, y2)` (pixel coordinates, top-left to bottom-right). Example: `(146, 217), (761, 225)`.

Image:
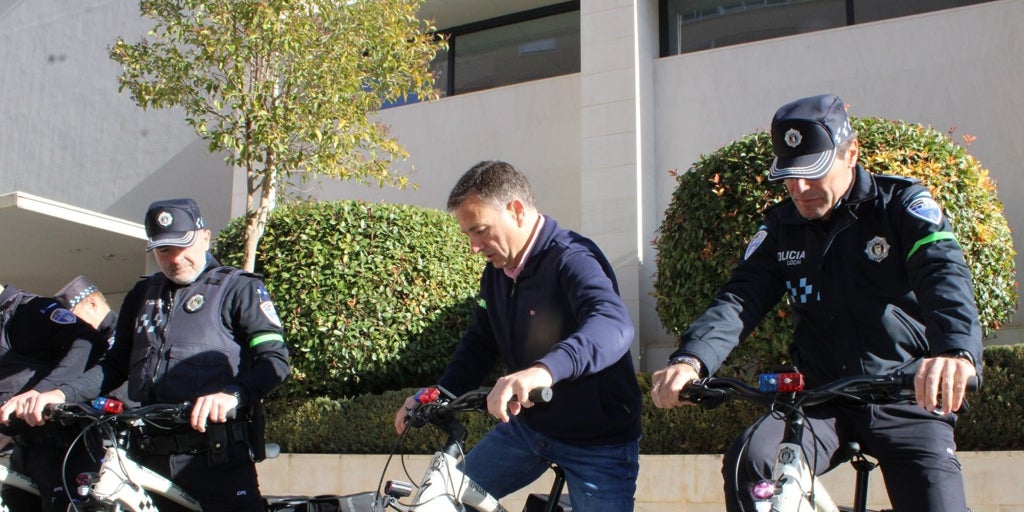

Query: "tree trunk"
(243, 169), (277, 273)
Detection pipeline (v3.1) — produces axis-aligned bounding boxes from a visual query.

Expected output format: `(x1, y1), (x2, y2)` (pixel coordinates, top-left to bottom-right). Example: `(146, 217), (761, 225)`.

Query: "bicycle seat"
(836, 441), (862, 464)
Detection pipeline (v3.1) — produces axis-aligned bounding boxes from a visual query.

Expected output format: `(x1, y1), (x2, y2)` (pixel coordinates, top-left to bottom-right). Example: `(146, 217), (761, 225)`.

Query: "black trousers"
(136, 436), (264, 512)
(722, 403), (967, 512)
(2, 423), (102, 512)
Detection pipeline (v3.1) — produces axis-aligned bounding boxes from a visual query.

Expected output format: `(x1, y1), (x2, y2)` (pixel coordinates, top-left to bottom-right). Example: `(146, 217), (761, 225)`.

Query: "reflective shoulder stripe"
(250, 332), (284, 347)
(906, 231), (958, 261)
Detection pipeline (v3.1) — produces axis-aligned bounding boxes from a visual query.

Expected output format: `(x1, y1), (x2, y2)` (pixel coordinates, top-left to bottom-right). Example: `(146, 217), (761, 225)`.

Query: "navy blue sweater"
(438, 216), (642, 445)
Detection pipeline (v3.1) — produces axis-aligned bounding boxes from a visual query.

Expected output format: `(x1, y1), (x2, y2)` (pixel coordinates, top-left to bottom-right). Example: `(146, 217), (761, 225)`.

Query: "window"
(432, 2), (580, 98)
(660, 0), (996, 56)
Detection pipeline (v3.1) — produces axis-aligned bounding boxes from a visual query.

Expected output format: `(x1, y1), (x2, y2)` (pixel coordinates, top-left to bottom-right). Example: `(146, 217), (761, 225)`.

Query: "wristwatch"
(667, 354), (703, 376)
(223, 384), (245, 407)
(939, 349), (975, 365)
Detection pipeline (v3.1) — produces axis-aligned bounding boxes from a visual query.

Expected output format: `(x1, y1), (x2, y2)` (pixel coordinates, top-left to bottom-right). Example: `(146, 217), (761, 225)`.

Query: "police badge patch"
(907, 192), (943, 225)
(184, 294), (205, 313)
(865, 236), (890, 263)
(50, 308), (78, 325)
(744, 229), (768, 260)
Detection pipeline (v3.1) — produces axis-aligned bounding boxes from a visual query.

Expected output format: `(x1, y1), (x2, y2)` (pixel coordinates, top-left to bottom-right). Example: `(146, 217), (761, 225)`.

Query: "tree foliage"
(654, 117), (1017, 375)
(110, 0), (443, 271)
(213, 200), (482, 398)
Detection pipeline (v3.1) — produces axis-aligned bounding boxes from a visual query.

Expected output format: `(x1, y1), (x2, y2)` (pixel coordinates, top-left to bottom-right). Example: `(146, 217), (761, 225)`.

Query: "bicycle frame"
(402, 450), (508, 512)
(754, 413), (840, 512)
(80, 444), (202, 511)
(378, 386), (562, 512)
(47, 401), (205, 512)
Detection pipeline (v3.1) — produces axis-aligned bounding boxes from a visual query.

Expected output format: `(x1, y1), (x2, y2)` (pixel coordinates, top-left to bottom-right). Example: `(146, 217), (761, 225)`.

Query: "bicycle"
(371, 386), (570, 512)
(678, 369), (978, 512)
(45, 398), (276, 512)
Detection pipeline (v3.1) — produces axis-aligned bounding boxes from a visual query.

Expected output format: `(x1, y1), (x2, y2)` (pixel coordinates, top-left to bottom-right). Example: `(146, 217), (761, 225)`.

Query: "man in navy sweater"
(395, 160), (642, 511)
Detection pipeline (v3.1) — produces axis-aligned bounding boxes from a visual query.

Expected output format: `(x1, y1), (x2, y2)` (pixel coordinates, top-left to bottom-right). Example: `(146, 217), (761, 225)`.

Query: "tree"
(110, 0), (443, 271)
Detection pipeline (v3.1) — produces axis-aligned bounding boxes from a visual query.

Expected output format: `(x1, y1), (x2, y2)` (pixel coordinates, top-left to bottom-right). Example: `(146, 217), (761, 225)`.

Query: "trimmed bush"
(653, 117), (1017, 374)
(214, 200), (482, 398)
(266, 344), (1023, 454)
(955, 344), (1024, 450)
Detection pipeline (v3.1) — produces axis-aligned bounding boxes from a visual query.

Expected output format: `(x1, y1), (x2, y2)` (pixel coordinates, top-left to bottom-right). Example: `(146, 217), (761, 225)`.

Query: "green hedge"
(265, 345), (1024, 454)
(213, 200), (482, 398)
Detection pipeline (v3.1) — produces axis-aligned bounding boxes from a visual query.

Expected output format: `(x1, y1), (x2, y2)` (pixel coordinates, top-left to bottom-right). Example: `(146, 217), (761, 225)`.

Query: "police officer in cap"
(650, 94), (981, 512)
(2, 198), (291, 512)
(0, 283), (107, 511)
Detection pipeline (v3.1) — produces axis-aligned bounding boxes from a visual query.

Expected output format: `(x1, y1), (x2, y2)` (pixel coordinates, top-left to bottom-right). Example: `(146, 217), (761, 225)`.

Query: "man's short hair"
(447, 160), (536, 211)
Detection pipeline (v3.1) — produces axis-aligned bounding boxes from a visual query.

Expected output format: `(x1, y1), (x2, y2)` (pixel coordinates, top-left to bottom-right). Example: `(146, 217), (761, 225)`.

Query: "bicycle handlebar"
(406, 386), (553, 429)
(44, 400), (214, 425)
(679, 371), (979, 410)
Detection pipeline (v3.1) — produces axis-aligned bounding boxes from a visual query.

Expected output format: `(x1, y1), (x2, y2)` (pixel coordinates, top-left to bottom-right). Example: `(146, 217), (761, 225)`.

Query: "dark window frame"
(435, 1), (580, 97)
(658, 0), (988, 57)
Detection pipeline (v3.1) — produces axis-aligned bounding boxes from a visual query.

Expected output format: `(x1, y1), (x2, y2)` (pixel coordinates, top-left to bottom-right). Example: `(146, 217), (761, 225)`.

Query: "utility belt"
(138, 421), (250, 466)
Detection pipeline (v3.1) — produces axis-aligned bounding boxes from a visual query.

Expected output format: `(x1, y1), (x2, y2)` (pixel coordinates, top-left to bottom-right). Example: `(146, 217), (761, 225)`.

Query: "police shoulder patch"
(50, 308), (78, 325)
(906, 192), (943, 225)
(744, 228), (769, 260)
(259, 300), (282, 328)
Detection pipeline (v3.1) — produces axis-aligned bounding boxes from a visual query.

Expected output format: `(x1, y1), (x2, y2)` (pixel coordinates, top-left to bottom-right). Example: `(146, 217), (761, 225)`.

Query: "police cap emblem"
(784, 128), (803, 148)
(157, 210), (174, 227)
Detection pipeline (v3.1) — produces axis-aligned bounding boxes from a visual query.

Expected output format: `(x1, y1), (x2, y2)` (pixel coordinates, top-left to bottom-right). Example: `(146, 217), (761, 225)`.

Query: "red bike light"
(758, 373), (805, 392)
(750, 480), (776, 500)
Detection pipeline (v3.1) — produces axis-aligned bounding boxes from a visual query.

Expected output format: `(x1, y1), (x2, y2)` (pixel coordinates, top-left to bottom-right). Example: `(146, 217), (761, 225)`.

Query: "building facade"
(2, 0), (1021, 370)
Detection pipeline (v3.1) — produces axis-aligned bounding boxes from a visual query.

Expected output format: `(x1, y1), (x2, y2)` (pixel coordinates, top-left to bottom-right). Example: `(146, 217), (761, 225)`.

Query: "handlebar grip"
(510, 387), (554, 404)
(897, 373), (980, 392)
(528, 387), (553, 404)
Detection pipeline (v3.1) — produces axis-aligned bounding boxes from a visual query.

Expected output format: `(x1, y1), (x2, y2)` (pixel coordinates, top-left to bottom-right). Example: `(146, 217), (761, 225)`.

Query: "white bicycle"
(46, 399), (277, 512)
(370, 386), (569, 512)
(679, 370), (977, 512)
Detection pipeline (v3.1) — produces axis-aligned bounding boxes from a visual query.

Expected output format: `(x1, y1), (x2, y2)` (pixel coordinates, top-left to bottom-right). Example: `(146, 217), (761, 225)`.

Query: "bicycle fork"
(750, 405), (840, 512)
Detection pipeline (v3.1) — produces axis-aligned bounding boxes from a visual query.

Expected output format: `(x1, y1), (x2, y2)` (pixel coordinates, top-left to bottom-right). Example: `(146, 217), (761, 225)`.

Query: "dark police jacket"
(0, 285), (106, 434)
(672, 165), (983, 386)
(58, 256), (290, 409)
(438, 216), (642, 445)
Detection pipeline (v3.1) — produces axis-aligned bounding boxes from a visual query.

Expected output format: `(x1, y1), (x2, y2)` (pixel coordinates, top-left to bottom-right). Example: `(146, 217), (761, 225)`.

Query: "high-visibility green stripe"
(907, 231), (957, 260)
(251, 332), (284, 347)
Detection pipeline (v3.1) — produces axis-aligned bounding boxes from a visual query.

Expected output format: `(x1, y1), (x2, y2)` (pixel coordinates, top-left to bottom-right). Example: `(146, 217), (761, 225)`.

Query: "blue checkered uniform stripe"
(786, 278), (819, 304)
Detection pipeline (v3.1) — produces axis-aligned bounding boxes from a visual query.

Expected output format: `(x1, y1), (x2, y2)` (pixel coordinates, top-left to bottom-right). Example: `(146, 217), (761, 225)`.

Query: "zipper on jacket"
(150, 288), (176, 390)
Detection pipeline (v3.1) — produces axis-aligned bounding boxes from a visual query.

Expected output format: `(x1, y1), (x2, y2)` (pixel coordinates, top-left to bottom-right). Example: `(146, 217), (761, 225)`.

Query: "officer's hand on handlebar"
(488, 365), (553, 423)
(650, 363), (700, 409)
(190, 391), (240, 433)
(914, 355), (977, 415)
(0, 389), (66, 427)
(394, 395), (419, 435)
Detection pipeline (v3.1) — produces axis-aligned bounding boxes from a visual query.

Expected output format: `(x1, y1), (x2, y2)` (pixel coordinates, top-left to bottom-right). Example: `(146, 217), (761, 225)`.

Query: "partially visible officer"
(650, 94), (981, 512)
(2, 198), (292, 512)
(55, 275), (138, 408)
(0, 282), (107, 511)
